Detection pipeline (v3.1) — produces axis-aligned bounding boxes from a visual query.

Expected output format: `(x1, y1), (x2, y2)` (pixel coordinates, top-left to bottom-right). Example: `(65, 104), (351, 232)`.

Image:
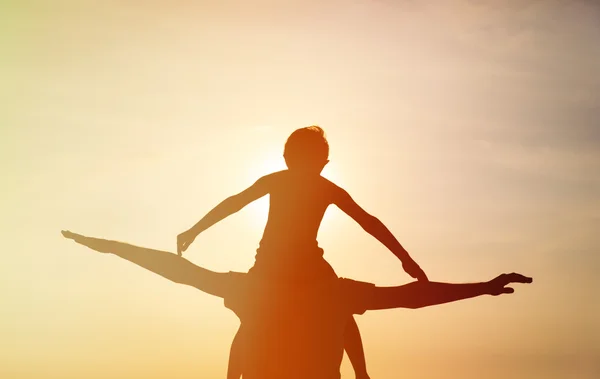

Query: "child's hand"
(403, 259), (429, 282)
(177, 230), (196, 256)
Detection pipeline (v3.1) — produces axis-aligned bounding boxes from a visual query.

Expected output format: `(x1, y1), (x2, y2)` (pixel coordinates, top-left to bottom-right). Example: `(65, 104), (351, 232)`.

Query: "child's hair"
(283, 126), (329, 169)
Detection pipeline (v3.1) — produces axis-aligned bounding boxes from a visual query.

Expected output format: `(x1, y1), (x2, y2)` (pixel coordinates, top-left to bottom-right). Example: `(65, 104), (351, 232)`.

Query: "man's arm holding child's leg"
(177, 174), (273, 255)
(332, 186), (428, 281)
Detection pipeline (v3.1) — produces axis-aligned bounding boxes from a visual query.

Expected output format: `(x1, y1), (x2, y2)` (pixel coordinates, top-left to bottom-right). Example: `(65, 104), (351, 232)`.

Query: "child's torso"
(253, 171), (336, 279)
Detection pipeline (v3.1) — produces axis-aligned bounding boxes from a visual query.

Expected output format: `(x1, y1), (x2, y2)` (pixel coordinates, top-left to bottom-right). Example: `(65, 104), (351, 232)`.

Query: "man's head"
(283, 126), (329, 174)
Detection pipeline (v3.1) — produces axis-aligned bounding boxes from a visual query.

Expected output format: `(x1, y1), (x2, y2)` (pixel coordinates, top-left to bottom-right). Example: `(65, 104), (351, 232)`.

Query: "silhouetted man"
(63, 231), (532, 379)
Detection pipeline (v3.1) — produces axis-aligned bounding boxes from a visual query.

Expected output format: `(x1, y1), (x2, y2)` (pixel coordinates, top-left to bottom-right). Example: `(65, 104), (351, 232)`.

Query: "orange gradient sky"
(1, 1), (599, 378)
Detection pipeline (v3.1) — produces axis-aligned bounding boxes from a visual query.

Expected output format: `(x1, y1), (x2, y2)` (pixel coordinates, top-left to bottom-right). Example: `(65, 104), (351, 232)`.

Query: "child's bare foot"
(487, 273), (533, 296)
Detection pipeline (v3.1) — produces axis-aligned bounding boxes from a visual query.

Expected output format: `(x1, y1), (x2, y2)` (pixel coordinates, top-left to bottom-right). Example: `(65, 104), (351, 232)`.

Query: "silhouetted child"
(177, 126), (429, 379)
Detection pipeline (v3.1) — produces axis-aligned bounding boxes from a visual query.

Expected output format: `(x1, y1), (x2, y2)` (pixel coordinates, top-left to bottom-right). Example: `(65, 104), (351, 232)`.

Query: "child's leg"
(227, 327), (244, 379)
(62, 231), (235, 298)
(361, 273), (532, 311)
(344, 316), (370, 379)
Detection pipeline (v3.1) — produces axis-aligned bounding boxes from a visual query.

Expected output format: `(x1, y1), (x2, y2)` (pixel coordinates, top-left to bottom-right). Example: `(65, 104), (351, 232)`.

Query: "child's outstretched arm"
(332, 186), (428, 281)
(177, 174), (273, 255)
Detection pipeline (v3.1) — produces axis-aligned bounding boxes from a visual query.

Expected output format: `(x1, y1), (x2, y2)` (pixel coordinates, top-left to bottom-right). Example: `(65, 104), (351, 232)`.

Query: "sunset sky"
(1, 1), (599, 378)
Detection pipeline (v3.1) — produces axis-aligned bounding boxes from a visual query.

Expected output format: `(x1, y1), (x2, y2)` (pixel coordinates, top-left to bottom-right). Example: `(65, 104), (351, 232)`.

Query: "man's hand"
(62, 230), (84, 243)
(487, 273), (533, 296)
(403, 259), (429, 282)
(177, 230), (197, 256)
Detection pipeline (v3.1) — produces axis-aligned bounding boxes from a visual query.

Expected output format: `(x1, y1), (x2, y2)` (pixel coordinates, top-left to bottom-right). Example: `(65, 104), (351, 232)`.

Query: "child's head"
(284, 126), (329, 174)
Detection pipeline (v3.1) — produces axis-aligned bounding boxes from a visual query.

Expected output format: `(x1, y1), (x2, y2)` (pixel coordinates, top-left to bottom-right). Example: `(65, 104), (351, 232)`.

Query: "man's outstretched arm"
(177, 174), (273, 254)
(63, 231), (233, 298)
(364, 273), (533, 311)
(332, 186), (428, 281)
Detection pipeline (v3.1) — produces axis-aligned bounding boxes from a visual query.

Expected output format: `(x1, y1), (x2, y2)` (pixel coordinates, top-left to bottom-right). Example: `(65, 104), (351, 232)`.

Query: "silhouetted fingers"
(489, 273), (532, 295)
(177, 241), (190, 255)
(505, 273), (533, 284)
(62, 230), (83, 241)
